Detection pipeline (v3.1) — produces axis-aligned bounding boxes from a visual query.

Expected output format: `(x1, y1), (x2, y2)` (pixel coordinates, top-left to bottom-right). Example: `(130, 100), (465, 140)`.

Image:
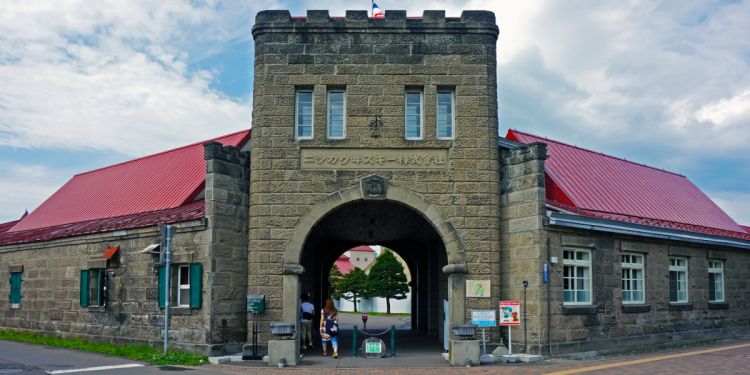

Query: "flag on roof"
(372, 2), (384, 18)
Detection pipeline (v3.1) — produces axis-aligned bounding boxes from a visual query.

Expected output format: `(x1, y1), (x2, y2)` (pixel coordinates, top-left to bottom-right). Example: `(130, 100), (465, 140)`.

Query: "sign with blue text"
(471, 309), (497, 327)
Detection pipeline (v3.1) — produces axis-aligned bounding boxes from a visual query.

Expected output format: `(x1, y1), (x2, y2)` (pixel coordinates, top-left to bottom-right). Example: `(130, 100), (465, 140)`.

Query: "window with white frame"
(295, 90), (313, 139)
(708, 260), (724, 302)
(669, 257), (688, 303)
(177, 265), (191, 307)
(563, 249), (592, 305)
(621, 253), (645, 304)
(436, 90), (454, 139)
(405, 90), (423, 140)
(327, 90), (345, 139)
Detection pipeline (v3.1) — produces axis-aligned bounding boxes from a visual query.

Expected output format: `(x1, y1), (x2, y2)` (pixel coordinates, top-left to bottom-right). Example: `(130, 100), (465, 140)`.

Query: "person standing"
(299, 293), (315, 350)
(319, 298), (339, 358)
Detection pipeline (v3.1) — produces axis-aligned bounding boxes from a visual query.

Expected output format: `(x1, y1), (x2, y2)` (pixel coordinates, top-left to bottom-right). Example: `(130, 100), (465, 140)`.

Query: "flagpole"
(371, 1), (373, 17)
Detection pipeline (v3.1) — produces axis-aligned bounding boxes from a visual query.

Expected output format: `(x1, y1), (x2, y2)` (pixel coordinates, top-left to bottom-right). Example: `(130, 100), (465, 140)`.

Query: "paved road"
(3, 338), (750, 374)
(0, 340), (219, 374)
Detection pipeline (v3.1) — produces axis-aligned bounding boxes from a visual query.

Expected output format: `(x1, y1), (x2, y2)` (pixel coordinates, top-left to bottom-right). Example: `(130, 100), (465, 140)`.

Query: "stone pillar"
(499, 142), (547, 354)
(204, 141), (250, 355)
(444, 263), (467, 338)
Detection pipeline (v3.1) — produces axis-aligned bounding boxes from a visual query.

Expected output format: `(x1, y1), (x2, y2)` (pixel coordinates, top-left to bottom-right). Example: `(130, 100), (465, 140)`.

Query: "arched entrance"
(280, 177), (468, 354)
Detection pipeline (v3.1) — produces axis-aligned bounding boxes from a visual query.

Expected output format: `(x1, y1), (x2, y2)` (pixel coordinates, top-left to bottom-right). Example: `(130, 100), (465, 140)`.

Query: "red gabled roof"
(335, 254), (355, 274)
(349, 245), (375, 253)
(10, 130), (250, 232)
(742, 225), (750, 234)
(506, 129), (747, 236)
(0, 201), (204, 246)
(0, 220), (20, 234)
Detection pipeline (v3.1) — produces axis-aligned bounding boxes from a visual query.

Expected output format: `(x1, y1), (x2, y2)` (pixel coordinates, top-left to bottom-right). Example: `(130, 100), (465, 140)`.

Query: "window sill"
(708, 302), (729, 310)
(9, 303), (21, 309)
(88, 306), (106, 313)
(562, 305), (597, 315)
(668, 303), (693, 311)
(621, 304), (650, 313)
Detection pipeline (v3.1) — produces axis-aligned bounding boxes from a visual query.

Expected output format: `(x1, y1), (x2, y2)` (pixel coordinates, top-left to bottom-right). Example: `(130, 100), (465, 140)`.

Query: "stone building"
(1, 8), (750, 365)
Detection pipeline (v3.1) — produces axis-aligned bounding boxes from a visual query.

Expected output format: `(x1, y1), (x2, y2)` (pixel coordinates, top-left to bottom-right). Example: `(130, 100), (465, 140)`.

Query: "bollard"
(353, 324), (358, 358)
(390, 325), (396, 357)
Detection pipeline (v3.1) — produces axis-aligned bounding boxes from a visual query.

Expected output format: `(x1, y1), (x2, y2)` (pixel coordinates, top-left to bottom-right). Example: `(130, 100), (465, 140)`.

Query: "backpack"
(324, 317), (339, 337)
(302, 311), (314, 320)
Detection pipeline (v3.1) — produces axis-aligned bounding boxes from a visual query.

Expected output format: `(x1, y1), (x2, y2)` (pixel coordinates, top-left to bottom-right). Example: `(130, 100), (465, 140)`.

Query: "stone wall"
(0, 143), (250, 356)
(546, 229), (750, 354)
(0, 220), (212, 352)
(249, 9), (501, 343)
(499, 142), (548, 351)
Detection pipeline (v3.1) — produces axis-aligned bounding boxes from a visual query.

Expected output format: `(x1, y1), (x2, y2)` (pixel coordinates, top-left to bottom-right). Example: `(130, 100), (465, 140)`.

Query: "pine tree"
(332, 267), (368, 312)
(328, 264), (343, 295)
(366, 249), (409, 314)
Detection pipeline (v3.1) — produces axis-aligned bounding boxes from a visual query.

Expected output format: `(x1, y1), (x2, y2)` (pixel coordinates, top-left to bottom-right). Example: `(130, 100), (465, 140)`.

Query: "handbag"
(324, 317), (339, 337)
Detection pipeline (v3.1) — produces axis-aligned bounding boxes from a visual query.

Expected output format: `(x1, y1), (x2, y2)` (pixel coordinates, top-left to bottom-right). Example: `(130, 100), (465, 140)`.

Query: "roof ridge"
(510, 129), (685, 177)
(74, 129), (251, 177)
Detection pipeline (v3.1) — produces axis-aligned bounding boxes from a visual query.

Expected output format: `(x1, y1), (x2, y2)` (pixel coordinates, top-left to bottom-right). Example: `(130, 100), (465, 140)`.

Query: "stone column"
(444, 263), (467, 337)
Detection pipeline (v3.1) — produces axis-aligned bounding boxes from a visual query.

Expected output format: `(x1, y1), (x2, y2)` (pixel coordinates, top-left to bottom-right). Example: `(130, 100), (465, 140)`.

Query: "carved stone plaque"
(301, 148), (448, 170)
(361, 175), (388, 200)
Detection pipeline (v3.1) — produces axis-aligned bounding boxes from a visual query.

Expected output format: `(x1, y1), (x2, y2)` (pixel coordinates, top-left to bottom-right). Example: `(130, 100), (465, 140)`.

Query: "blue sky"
(1, 1), (749, 225)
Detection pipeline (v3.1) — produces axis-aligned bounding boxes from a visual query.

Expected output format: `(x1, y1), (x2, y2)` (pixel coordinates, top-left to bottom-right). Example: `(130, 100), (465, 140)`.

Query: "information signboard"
(247, 294), (265, 314)
(471, 309), (497, 327)
(499, 300), (521, 326)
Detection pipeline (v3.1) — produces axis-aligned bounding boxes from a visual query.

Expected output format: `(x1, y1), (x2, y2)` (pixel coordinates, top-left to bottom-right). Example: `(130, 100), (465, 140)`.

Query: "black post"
(523, 280), (528, 353)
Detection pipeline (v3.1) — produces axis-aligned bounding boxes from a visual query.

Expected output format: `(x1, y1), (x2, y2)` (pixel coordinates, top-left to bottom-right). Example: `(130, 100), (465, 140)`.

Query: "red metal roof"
(0, 201), (204, 246)
(742, 225), (750, 234)
(10, 130), (250, 232)
(335, 254), (355, 274)
(349, 245), (375, 253)
(506, 129), (747, 236)
(0, 220), (19, 234)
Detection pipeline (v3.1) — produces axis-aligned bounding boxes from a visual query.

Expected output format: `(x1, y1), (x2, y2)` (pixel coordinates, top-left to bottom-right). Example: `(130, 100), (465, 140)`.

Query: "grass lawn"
(340, 311), (411, 317)
(0, 329), (207, 366)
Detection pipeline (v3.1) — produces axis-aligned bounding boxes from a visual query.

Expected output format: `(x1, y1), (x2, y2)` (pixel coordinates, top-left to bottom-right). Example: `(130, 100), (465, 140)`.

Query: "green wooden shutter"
(9, 273), (21, 304)
(80, 270), (89, 307)
(158, 265), (166, 309)
(189, 263), (202, 309)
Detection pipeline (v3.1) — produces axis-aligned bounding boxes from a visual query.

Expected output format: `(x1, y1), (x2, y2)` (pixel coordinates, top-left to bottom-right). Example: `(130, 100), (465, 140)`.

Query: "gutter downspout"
(546, 235), (552, 356)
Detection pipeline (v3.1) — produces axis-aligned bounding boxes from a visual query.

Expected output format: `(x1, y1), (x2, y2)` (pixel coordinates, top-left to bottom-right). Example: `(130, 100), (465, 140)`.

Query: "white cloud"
(0, 163), (70, 222)
(695, 90), (750, 128)
(0, 0), (258, 156)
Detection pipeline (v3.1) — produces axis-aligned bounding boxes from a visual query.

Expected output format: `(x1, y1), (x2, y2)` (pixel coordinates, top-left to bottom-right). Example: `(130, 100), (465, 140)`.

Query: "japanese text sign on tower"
(499, 300), (521, 326)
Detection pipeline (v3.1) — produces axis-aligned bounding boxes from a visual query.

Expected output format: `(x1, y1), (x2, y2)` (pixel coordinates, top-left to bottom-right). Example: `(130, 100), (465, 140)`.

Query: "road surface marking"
(546, 342), (750, 375)
(45, 364), (144, 374)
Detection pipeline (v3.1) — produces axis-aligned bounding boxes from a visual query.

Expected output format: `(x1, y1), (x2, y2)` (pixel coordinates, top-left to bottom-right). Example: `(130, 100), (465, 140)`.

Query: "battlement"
(253, 10), (497, 37)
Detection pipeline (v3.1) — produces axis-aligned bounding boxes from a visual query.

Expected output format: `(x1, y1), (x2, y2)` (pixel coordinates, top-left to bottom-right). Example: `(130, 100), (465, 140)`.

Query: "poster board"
(466, 279), (491, 297)
(471, 309), (497, 327)
(499, 300), (520, 326)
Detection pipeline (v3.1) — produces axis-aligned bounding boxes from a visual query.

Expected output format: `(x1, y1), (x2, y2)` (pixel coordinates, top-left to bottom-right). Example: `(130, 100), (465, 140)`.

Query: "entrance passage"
(299, 200), (449, 356)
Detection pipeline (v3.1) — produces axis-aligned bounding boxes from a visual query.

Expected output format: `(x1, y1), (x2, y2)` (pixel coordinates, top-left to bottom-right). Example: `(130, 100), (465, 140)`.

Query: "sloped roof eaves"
(507, 129), (745, 233)
(10, 130), (249, 232)
(0, 201), (204, 247)
(547, 210), (750, 250)
(0, 220), (19, 234)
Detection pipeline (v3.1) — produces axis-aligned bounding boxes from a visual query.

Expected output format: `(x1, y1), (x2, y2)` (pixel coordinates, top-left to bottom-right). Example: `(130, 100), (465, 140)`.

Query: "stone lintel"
(8, 265), (23, 273)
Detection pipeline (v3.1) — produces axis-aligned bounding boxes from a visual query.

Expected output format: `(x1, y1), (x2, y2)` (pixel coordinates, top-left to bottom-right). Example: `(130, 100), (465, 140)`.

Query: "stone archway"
(280, 176), (468, 343)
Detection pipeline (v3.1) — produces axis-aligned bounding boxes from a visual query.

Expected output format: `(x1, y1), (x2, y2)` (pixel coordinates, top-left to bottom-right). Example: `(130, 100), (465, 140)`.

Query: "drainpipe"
(546, 236), (552, 356)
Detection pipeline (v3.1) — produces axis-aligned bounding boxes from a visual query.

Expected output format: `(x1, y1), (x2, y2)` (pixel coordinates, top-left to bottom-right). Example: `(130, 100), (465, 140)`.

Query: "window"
(8, 272), (22, 306)
(327, 90), (345, 139)
(563, 249), (592, 305)
(669, 257), (688, 303)
(295, 90), (313, 139)
(708, 260), (724, 302)
(436, 90), (454, 139)
(158, 263), (202, 309)
(80, 269), (105, 307)
(621, 254), (645, 304)
(405, 90), (423, 140)
(177, 265), (191, 307)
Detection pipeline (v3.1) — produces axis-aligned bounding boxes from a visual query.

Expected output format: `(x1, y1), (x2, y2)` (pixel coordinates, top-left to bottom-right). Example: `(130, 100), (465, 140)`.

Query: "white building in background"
(333, 245), (412, 314)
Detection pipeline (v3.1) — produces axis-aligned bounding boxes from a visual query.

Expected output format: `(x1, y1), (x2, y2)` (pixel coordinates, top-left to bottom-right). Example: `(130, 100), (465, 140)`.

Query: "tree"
(332, 267), (369, 312)
(366, 249), (409, 314)
(328, 264), (343, 294)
